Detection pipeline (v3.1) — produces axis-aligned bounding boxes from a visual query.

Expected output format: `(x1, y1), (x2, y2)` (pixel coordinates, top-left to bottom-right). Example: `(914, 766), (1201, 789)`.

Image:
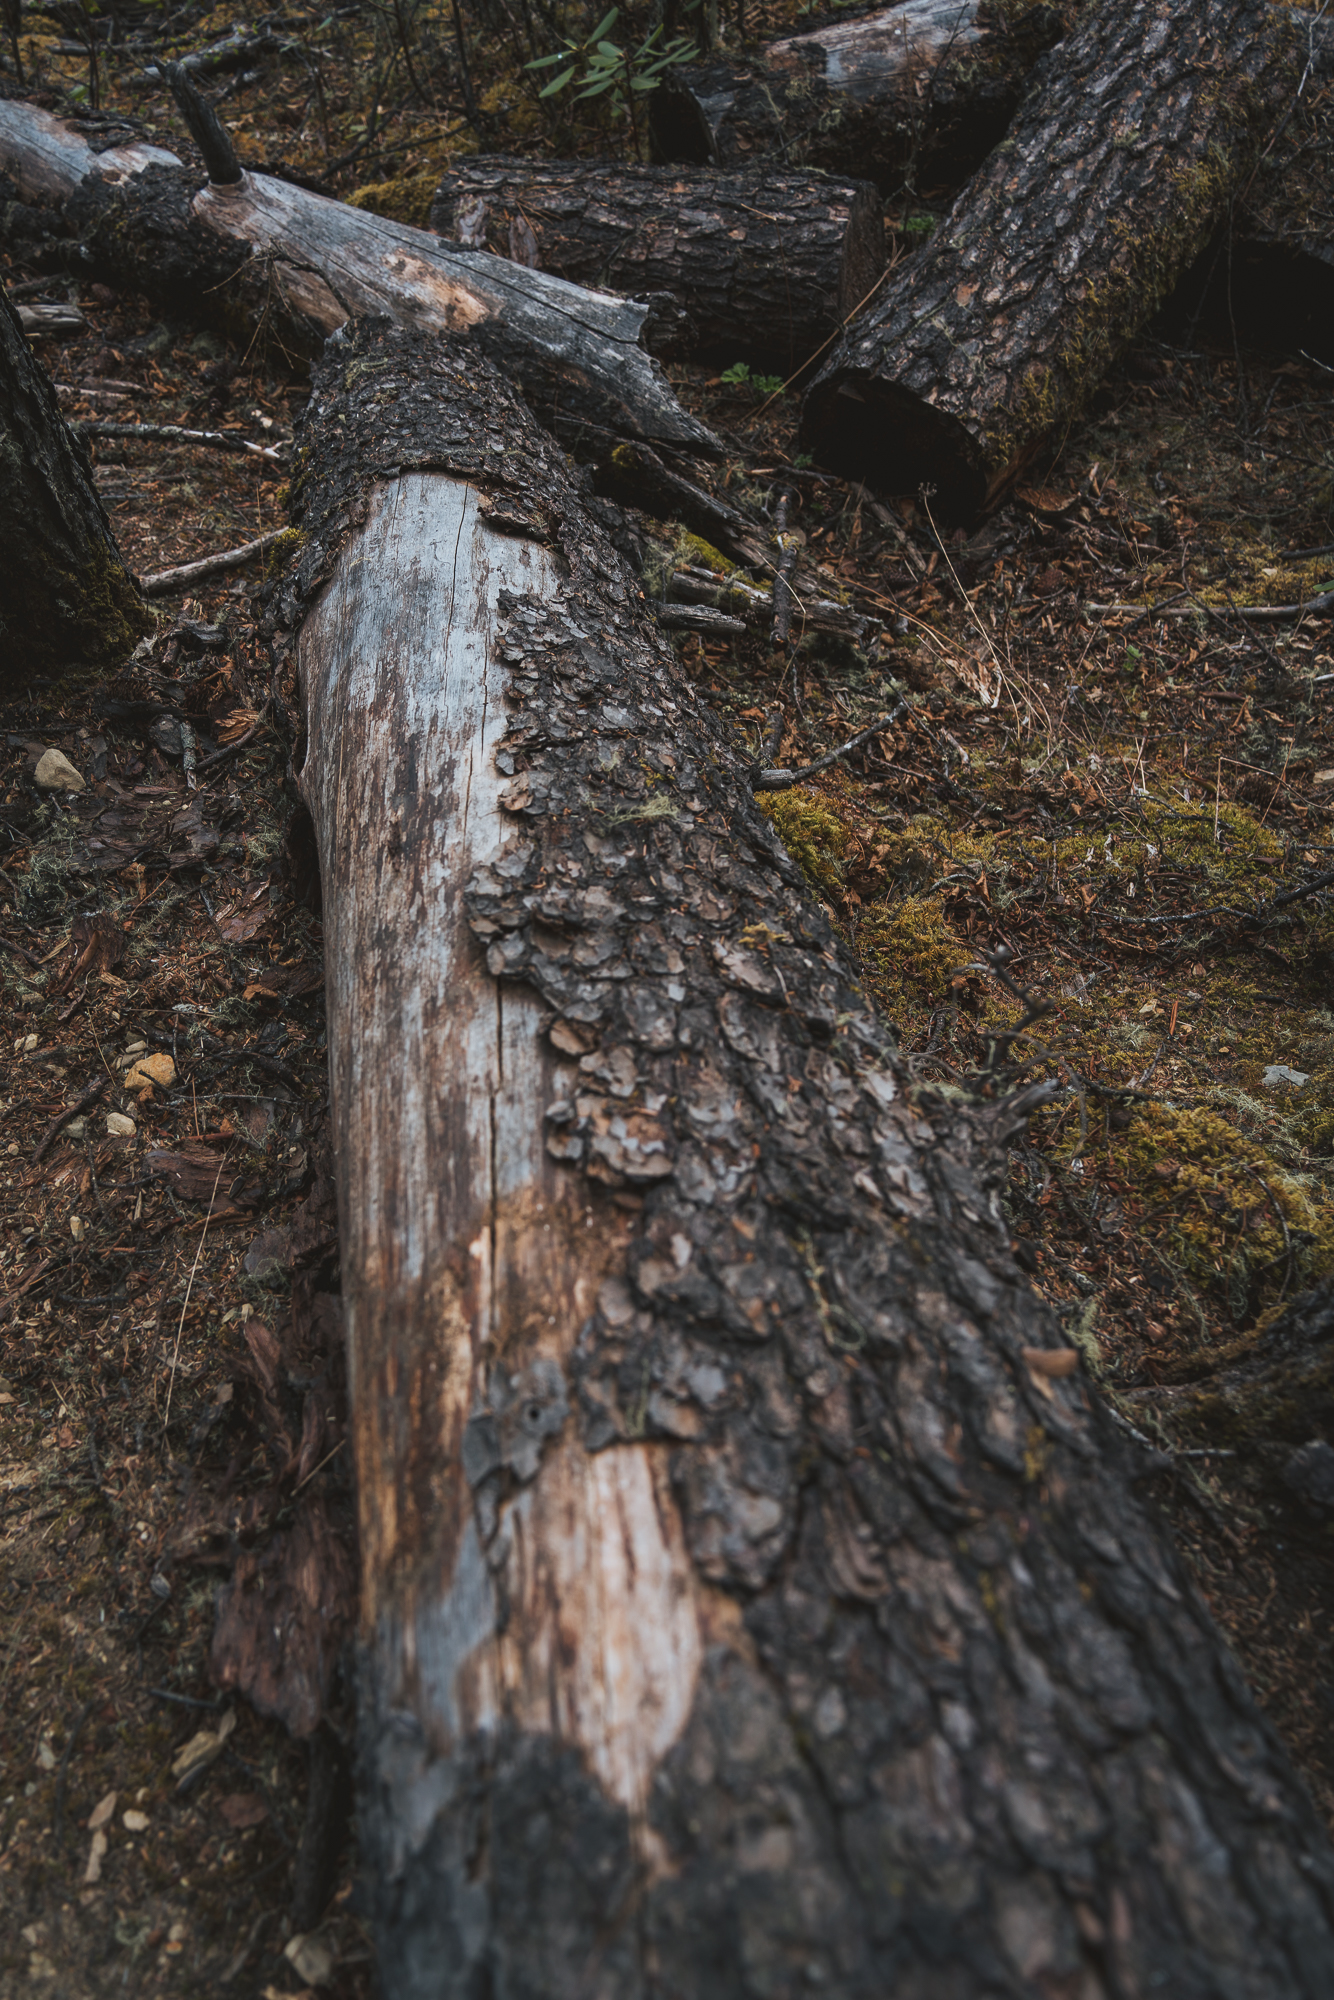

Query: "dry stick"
(1086, 591), (1334, 621)
(162, 1154), (227, 1437)
(771, 485), (798, 647)
(31, 1075), (110, 1165)
(76, 420), (285, 462)
(138, 527), (286, 598)
(753, 700), (908, 791)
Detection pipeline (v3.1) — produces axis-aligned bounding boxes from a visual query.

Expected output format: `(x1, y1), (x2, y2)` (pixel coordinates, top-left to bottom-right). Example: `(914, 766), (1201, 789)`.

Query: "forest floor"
(2, 5), (1334, 1997)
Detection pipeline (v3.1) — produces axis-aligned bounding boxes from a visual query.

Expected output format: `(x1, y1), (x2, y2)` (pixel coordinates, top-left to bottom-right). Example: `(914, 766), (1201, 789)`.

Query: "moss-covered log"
(0, 278), (151, 684)
(429, 157), (885, 368)
(276, 315), (1334, 1996)
(800, 0), (1303, 519)
(0, 98), (717, 460)
(649, 0), (1074, 193)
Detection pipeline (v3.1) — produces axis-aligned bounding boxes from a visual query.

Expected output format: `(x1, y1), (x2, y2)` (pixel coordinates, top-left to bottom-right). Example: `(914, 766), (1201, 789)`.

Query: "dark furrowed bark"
(649, 0), (1075, 195)
(275, 314), (1334, 1999)
(0, 278), (151, 683)
(429, 157), (885, 368)
(0, 98), (718, 459)
(800, 0), (1303, 520)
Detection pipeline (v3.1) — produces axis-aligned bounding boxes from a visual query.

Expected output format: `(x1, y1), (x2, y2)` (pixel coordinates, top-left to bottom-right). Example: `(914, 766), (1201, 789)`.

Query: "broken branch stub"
(275, 317), (1334, 1996)
(800, 0), (1303, 517)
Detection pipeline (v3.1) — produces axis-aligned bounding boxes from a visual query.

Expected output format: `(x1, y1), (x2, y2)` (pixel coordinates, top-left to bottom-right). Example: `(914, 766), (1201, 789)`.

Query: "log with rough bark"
(0, 277), (151, 681)
(429, 157), (885, 367)
(276, 313), (1334, 1997)
(649, 0), (1074, 193)
(799, 0), (1303, 518)
(0, 96), (717, 458)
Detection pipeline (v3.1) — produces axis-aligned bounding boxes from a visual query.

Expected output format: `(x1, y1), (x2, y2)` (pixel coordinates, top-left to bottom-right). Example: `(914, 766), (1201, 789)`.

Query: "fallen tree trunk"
(0, 97), (717, 458)
(649, 0), (1074, 193)
(0, 277), (151, 682)
(277, 313), (1334, 1996)
(800, 0), (1303, 518)
(429, 157), (885, 367)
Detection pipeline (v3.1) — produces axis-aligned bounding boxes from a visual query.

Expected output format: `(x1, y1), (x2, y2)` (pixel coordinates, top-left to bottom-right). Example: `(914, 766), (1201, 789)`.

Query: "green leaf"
(575, 76), (617, 97)
(596, 39), (622, 57)
(526, 47), (573, 68)
(589, 7), (620, 41)
(538, 66), (577, 95)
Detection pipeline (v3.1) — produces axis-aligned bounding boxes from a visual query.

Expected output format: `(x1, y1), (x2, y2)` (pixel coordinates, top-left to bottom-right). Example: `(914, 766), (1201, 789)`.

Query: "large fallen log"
(276, 313), (1334, 1995)
(429, 157), (885, 367)
(0, 95), (717, 458)
(649, 0), (1074, 192)
(0, 277), (151, 682)
(800, 0), (1303, 518)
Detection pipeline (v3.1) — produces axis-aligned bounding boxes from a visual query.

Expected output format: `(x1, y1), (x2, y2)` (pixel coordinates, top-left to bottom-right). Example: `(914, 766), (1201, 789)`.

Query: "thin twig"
(753, 701), (908, 792)
(163, 1155), (227, 1436)
(138, 528), (287, 599)
(32, 1076), (110, 1165)
(77, 421), (284, 462)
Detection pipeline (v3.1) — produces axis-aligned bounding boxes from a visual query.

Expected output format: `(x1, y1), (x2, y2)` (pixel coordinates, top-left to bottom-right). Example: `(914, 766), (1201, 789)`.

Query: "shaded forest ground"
(2, 4), (1334, 1994)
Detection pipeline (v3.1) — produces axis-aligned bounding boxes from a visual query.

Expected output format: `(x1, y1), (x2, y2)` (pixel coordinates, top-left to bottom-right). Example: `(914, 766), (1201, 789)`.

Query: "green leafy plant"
(719, 361), (786, 398)
(526, 8), (697, 158)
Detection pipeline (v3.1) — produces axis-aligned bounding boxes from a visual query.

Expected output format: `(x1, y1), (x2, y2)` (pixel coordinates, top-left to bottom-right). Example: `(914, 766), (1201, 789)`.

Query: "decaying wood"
(429, 157), (885, 366)
(0, 97), (718, 458)
(277, 314), (1334, 1996)
(650, 0), (1073, 193)
(801, 0), (1303, 518)
(0, 277), (151, 682)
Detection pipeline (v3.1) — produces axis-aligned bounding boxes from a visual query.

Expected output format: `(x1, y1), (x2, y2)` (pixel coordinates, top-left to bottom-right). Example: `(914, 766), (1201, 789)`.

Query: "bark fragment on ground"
(800, 0), (1303, 517)
(0, 278), (151, 681)
(0, 98), (718, 458)
(649, 0), (1073, 193)
(275, 314), (1334, 1997)
(430, 157), (885, 366)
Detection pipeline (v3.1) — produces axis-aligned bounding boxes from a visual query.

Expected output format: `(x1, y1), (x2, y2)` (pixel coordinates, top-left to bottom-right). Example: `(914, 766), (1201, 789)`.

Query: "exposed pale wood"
(0, 98), (718, 457)
(282, 316), (1334, 1998)
(800, 0), (1303, 517)
(430, 157), (885, 366)
(650, 0), (1072, 191)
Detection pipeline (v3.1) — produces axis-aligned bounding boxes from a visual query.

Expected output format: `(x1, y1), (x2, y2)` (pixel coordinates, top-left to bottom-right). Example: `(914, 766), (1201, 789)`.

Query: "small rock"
(122, 1809), (150, 1832)
(69, 1216), (84, 1241)
(18, 1033), (38, 1054)
(106, 1112), (136, 1138)
(36, 1740), (57, 1771)
(1263, 1064), (1310, 1088)
(285, 1928), (337, 1986)
(64, 1117), (86, 1141)
(87, 1790), (118, 1832)
(124, 1052), (176, 1091)
(83, 1829), (108, 1885)
(34, 748), (85, 792)
(1282, 1439), (1334, 1515)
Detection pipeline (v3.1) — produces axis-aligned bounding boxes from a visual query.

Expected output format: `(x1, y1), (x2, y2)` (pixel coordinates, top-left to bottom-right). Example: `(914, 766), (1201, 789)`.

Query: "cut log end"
(799, 372), (989, 520)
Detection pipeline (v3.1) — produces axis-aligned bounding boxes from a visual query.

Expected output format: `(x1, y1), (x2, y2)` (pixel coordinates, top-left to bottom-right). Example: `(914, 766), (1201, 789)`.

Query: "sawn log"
(0, 96), (717, 458)
(649, 0), (1074, 193)
(430, 157), (885, 367)
(277, 313), (1334, 1996)
(799, 0), (1302, 517)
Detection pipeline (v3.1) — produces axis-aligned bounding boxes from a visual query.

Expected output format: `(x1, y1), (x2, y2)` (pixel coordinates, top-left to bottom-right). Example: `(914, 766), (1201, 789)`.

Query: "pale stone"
(105, 1113), (136, 1138)
(34, 749), (84, 791)
(124, 1052), (176, 1090)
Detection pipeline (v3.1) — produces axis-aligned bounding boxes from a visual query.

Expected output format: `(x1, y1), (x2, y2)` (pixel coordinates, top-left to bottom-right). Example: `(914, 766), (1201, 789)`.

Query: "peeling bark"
(274, 316), (1334, 1997)
(800, 0), (1302, 518)
(0, 276), (151, 683)
(429, 157), (885, 367)
(649, 0), (1074, 193)
(0, 98), (717, 458)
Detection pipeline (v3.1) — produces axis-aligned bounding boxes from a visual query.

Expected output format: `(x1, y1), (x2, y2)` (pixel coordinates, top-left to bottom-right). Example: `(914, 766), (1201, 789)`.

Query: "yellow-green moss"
(858, 896), (971, 1024)
(759, 789), (849, 894)
(1124, 1103), (1334, 1320)
(348, 167), (445, 230)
